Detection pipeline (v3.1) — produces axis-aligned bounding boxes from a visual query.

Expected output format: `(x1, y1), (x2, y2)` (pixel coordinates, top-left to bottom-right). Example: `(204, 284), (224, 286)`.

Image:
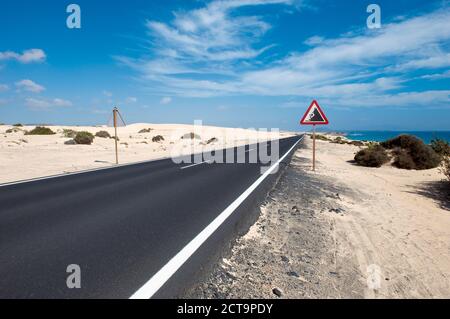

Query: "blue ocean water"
(341, 131), (450, 144)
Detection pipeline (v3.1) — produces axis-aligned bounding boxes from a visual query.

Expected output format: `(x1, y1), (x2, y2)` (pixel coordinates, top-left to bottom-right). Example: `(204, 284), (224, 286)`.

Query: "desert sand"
(0, 123), (293, 184)
(191, 135), (450, 299)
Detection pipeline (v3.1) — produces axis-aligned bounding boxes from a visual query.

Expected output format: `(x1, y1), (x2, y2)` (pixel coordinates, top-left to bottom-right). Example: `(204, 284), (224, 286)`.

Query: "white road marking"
(129, 135), (304, 299)
(180, 160), (212, 170)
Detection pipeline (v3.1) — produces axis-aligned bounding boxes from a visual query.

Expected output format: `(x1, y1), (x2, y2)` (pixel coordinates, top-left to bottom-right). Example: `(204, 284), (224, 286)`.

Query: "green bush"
(95, 130), (111, 138)
(381, 135), (440, 170)
(74, 131), (94, 145)
(152, 135), (164, 142)
(13, 123), (23, 127)
(62, 129), (78, 138)
(181, 132), (201, 140)
(139, 128), (153, 133)
(431, 138), (450, 157)
(25, 126), (56, 135)
(354, 145), (390, 168)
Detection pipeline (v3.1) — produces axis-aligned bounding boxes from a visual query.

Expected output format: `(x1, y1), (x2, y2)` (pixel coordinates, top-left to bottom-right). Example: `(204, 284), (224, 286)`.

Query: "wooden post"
(312, 124), (316, 171)
(113, 107), (119, 165)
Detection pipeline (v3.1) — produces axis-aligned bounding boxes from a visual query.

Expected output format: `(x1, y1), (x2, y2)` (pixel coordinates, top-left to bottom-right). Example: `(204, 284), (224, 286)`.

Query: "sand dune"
(0, 123), (294, 184)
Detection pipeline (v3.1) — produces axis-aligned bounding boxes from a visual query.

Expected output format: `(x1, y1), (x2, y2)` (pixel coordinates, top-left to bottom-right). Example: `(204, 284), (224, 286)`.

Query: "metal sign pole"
(113, 107), (119, 165)
(313, 124), (316, 171)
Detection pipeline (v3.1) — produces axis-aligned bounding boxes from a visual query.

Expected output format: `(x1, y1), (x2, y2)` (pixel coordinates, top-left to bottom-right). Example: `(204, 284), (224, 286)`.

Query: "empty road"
(0, 135), (303, 298)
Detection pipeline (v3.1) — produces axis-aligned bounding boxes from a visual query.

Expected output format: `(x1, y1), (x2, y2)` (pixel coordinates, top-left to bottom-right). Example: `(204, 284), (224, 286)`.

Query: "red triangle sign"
(300, 100), (329, 125)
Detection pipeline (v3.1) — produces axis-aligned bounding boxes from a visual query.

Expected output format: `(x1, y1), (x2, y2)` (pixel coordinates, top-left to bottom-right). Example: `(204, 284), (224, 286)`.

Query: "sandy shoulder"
(311, 137), (450, 298)
(190, 135), (450, 299)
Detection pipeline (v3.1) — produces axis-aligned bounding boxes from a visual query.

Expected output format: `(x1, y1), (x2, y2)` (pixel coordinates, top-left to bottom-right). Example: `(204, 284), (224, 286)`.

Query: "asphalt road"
(0, 135), (303, 298)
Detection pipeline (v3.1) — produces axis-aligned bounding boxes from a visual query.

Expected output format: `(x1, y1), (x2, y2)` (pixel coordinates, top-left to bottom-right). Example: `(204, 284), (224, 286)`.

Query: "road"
(0, 135), (303, 298)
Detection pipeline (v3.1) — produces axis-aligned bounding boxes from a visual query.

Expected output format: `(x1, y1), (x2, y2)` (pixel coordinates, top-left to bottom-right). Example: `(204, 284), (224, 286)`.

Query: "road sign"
(300, 100), (329, 171)
(300, 100), (329, 125)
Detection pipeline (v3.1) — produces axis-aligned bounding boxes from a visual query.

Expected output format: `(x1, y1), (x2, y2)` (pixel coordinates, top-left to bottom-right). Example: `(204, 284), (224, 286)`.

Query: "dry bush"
(95, 130), (111, 138)
(207, 137), (218, 144)
(440, 156), (450, 183)
(354, 145), (390, 168)
(381, 135), (440, 170)
(63, 129), (78, 138)
(25, 126), (55, 135)
(152, 135), (164, 142)
(181, 132), (201, 140)
(74, 131), (94, 145)
(431, 138), (450, 157)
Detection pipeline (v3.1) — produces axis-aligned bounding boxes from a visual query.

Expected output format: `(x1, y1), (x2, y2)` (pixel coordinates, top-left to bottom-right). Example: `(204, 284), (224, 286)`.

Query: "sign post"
(300, 100), (329, 171)
(110, 107), (126, 165)
(113, 107), (119, 165)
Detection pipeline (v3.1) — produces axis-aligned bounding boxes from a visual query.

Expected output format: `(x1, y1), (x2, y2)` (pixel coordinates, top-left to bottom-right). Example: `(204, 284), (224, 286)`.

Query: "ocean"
(339, 131), (450, 144)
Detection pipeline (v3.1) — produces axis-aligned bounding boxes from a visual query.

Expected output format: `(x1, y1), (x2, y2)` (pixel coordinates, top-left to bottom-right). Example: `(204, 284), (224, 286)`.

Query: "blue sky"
(0, 0), (449, 131)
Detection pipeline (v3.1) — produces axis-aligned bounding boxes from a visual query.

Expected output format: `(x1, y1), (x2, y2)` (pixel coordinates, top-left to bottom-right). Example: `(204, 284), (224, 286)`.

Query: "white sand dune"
(0, 123), (295, 184)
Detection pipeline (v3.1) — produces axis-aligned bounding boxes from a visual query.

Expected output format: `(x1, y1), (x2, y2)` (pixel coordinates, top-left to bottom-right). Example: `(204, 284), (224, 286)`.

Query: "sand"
(190, 135), (450, 299)
(0, 123), (294, 184)
(309, 137), (450, 298)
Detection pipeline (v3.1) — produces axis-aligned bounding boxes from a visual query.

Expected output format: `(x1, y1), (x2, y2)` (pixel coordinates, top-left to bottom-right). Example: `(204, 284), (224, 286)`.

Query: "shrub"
(431, 138), (450, 157)
(311, 134), (331, 141)
(354, 145), (390, 168)
(152, 135), (164, 142)
(13, 123), (23, 127)
(440, 156), (450, 183)
(381, 135), (441, 170)
(64, 139), (77, 145)
(74, 131), (94, 145)
(181, 132), (201, 140)
(139, 128), (153, 133)
(62, 129), (78, 138)
(95, 130), (111, 138)
(349, 140), (365, 147)
(25, 126), (56, 135)
(207, 137), (219, 144)
(331, 136), (348, 144)
(5, 128), (22, 133)
(392, 148), (416, 170)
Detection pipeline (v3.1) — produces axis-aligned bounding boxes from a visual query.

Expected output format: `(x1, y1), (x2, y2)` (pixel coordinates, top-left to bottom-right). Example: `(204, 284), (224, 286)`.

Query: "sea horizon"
(326, 130), (450, 144)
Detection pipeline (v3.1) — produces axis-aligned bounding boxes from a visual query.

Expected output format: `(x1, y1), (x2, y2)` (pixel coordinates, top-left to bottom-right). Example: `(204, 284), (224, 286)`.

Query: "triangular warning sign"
(300, 100), (329, 125)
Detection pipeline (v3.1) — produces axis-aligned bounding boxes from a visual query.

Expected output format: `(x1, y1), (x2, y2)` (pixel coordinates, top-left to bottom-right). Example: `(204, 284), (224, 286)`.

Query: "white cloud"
(121, 3), (450, 109)
(25, 97), (72, 109)
(0, 49), (46, 64)
(117, 0), (297, 87)
(160, 96), (172, 104)
(102, 90), (113, 97)
(126, 96), (137, 103)
(0, 84), (9, 92)
(15, 79), (45, 93)
(304, 36), (324, 46)
(421, 70), (450, 80)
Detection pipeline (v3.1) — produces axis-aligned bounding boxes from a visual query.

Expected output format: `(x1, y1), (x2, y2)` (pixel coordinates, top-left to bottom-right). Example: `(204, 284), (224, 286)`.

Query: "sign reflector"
(300, 100), (329, 125)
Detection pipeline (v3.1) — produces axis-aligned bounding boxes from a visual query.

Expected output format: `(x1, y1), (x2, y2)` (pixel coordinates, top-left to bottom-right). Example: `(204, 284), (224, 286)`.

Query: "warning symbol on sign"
(300, 100), (329, 125)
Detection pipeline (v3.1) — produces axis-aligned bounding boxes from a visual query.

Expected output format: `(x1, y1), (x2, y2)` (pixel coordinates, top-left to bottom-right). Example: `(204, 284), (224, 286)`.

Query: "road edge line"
(129, 135), (304, 299)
